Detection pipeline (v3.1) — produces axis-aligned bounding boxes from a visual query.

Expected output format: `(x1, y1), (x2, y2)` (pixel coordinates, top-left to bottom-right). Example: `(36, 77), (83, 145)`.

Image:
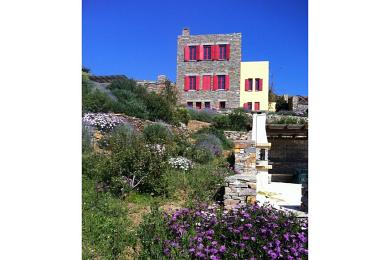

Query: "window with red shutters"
(203, 45), (211, 60)
(217, 75), (226, 90)
(219, 45), (227, 60)
(202, 75), (211, 90)
(255, 102), (260, 111)
(189, 46), (197, 60)
(189, 76), (196, 90)
(247, 102), (252, 111)
(255, 78), (263, 91)
(245, 78), (253, 91)
(243, 102), (248, 110)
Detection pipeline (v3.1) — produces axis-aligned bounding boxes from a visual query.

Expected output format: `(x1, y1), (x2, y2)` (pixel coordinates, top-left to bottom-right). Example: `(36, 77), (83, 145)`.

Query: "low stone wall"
(224, 174), (257, 210)
(224, 131), (251, 141)
(233, 141), (257, 175)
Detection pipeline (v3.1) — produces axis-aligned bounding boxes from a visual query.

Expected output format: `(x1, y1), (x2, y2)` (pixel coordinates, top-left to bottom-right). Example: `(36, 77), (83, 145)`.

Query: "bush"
(82, 176), (135, 259)
(160, 159), (232, 204)
(227, 108), (251, 131)
(82, 125), (93, 153)
(188, 108), (216, 123)
(195, 133), (223, 157)
(83, 88), (115, 114)
(139, 203), (308, 259)
(190, 147), (215, 164)
(100, 134), (169, 196)
(193, 127), (233, 150)
(173, 107), (190, 125)
(143, 124), (173, 144)
(276, 97), (289, 112)
(212, 114), (231, 129)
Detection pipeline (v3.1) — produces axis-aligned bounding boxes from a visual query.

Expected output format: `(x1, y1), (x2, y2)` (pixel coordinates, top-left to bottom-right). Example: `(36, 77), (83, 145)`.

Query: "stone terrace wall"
(224, 174), (257, 210)
(224, 131), (251, 141)
(233, 141), (257, 175)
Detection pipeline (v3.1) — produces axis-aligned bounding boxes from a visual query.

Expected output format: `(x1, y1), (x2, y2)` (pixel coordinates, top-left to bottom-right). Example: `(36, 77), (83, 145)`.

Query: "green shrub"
(188, 109), (216, 123)
(137, 205), (171, 259)
(107, 125), (135, 153)
(194, 133), (223, 157)
(102, 134), (169, 196)
(212, 114), (231, 129)
(193, 127), (233, 150)
(83, 88), (114, 113)
(143, 124), (173, 144)
(227, 108), (251, 131)
(82, 125), (92, 153)
(82, 176), (135, 259)
(173, 106), (190, 125)
(190, 147), (215, 164)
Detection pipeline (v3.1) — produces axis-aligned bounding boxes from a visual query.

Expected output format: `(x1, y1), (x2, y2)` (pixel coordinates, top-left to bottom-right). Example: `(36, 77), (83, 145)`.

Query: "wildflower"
(219, 245), (226, 253)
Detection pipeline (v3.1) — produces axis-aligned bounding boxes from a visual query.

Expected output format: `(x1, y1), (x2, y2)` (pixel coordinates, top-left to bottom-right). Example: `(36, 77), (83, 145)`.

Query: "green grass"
(82, 176), (135, 260)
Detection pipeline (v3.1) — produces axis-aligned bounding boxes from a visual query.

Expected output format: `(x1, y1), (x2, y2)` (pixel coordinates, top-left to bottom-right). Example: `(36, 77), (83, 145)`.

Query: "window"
(203, 45), (212, 60)
(205, 102), (211, 109)
(189, 76), (196, 90)
(247, 102), (252, 111)
(255, 102), (260, 111)
(196, 102), (202, 110)
(259, 149), (266, 161)
(218, 75), (226, 90)
(219, 45), (227, 60)
(187, 102), (193, 108)
(219, 101), (226, 109)
(255, 78), (262, 91)
(248, 79), (253, 91)
(189, 46), (197, 60)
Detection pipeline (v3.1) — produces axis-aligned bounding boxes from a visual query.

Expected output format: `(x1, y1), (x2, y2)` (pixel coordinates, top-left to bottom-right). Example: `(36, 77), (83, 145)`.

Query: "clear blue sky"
(83, 0), (307, 96)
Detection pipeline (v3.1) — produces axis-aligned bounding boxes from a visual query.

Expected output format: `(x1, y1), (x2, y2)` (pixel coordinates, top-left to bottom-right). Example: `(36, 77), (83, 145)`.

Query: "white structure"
(252, 113), (303, 211)
(252, 113), (272, 204)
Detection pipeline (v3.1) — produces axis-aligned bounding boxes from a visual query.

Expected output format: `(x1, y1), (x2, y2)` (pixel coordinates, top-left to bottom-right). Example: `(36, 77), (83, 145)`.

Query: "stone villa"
(176, 28), (270, 111)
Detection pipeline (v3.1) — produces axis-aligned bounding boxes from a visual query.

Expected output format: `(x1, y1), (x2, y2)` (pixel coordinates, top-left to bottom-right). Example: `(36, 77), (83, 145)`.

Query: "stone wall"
(224, 174), (257, 210)
(176, 29), (242, 109)
(224, 131), (251, 141)
(233, 141), (257, 175)
(268, 137), (308, 177)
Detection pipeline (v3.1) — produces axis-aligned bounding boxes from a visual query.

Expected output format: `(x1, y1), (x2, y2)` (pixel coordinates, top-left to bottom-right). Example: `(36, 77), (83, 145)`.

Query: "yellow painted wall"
(240, 61), (269, 111)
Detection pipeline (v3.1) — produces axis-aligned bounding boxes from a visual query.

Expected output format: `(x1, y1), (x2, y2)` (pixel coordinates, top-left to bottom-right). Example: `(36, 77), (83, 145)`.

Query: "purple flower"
(219, 245), (226, 253)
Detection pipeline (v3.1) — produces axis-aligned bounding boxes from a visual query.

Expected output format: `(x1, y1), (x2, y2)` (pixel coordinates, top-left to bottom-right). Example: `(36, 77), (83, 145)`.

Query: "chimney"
(182, 28), (190, 36)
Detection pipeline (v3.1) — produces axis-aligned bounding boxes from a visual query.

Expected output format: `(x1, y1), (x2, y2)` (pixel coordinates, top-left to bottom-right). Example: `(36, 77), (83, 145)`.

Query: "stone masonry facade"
(176, 28), (241, 110)
(224, 174), (257, 210)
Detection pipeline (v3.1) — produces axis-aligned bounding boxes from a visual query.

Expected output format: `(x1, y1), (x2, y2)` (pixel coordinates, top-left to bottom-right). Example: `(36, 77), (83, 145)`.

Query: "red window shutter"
(243, 102), (248, 110)
(225, 75), (230, 90)
(245, 79), (249, 91)
(196, 76), (200, 91)
(184, 46), (190, 61)
(196, 46), (200, 61)
(198, 45), (204, 61)
(202, 75), (211, 91)
(259, 79), (263, 91)
(226, 44), (230, 60)
(213, 75), (218, 90)
(184, 76), (189, 91)
(255, 102), (260, 111)
(212, 45), (219, 60)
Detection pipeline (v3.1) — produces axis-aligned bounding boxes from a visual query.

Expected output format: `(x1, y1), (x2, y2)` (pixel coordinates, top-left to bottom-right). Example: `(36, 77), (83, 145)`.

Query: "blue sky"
(83, 0), (307, 96)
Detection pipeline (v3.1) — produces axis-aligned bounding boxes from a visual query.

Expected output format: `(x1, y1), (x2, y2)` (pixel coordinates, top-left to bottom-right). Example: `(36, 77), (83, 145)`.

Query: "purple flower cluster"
(82, 113), (126, 132)
(161, 204), (308, 259)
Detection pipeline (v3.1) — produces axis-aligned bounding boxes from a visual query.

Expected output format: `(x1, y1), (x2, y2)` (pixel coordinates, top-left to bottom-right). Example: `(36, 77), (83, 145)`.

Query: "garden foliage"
(139, 203), (308, 259)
